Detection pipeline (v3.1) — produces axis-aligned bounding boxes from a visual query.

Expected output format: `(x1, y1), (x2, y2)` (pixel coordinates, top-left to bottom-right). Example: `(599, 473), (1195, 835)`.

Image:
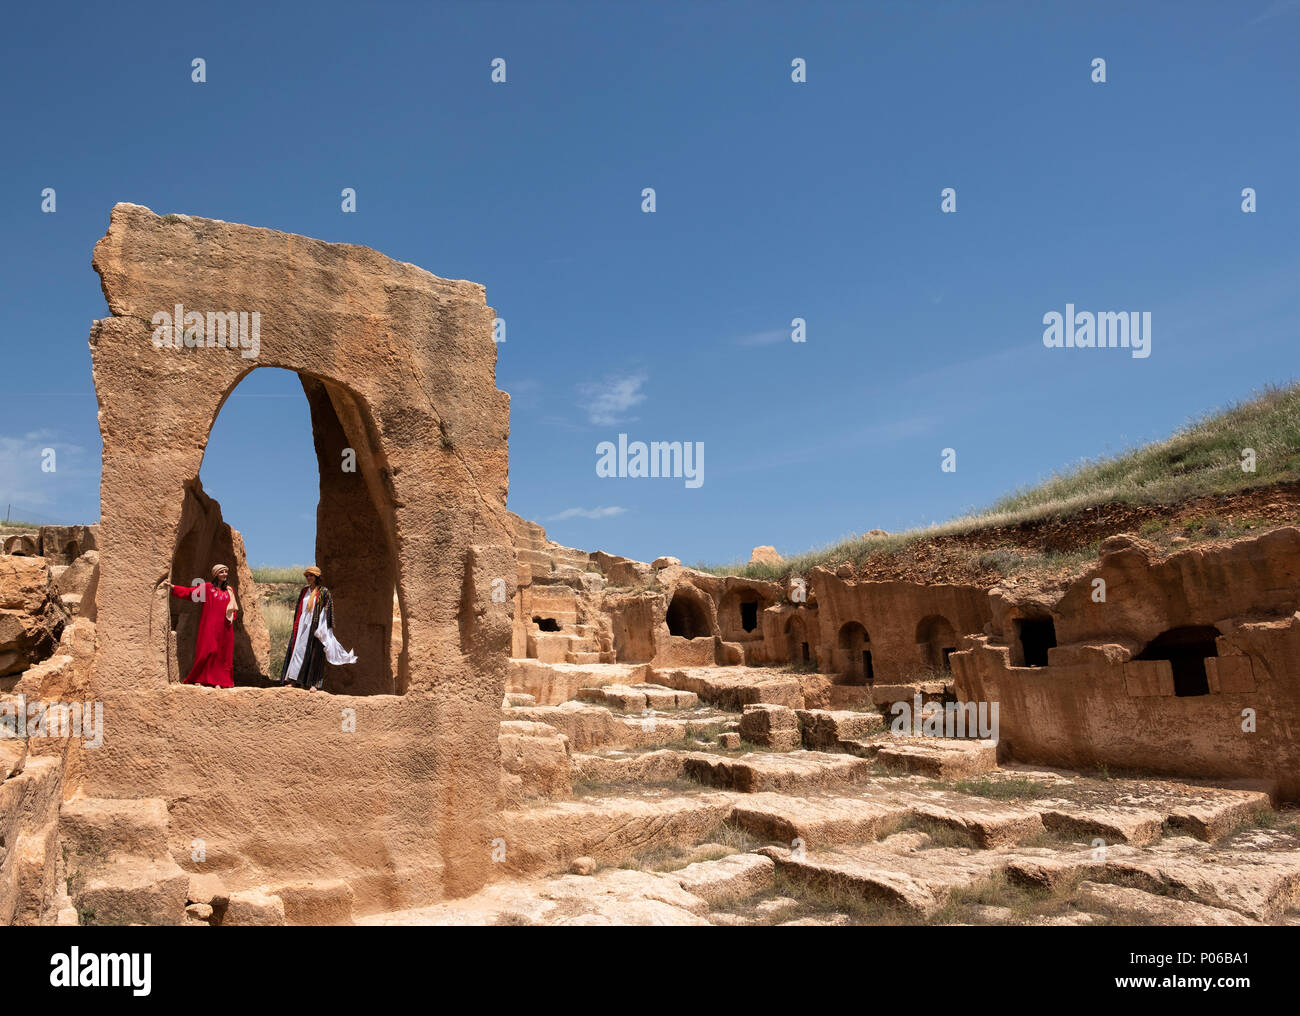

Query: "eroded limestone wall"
(953, 529), (1300, 799)
(809, 568), (992, 685)
(86, 203), (515, 901)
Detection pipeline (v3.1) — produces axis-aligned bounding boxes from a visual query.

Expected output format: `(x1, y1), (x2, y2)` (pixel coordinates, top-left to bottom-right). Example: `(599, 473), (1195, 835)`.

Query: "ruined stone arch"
(87, 204), (517, 897)
(785, 612), (814, 666)
(665, 586), (712, 640)
(835, 621), (872, 685)
(916, 613), (958, 672)
(91, 203), (513, 696)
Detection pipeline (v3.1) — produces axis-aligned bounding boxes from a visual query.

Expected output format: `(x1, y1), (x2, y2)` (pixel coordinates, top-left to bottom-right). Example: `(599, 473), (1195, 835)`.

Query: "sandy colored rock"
(655, 666), (805, 710)
(222, 887), (287, 926)
(1164, 792), (1269, 841)
(86, 203), (514, 902)
(0, 756), (64, 925)
(187, 873), (229, 907)
(271, 879), (355, 925)
(0, 556), (66, 677)
(495, 793), (735, 875)
(683, 751), (874, 795)
(739, 793), (910, 847)
(75, 857), (190, 926)
(674, 852), (774, 904)
(361, 867), (710, 926)
(874, 737), (998, 780)
(910, 800), (1045, 848)
(1074, 880), (1256, 926)
(2, 534), (39, 557)
(60, 797), (172, 862)
(957, 527), (1300, 798)
(739, 704), (800, 751)
(570, 749), (689, 785)
(506, 660), (650, 706)
(759, 843), (1008, 915)
(1101, 842), (1300, 922)
(499, 720), (572, 801)
(1038, 807), (1165, 846)
(797, 708), (885, 749)
(37, 526), (98, 566)
(0, 739), (27, 780)
(577, 684), (648, 711)
(52, 551), (99, 608)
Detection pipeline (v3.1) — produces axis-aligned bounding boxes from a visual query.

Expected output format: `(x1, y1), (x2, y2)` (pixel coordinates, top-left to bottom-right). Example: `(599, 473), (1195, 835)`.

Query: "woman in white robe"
(279, 566), (357, 690)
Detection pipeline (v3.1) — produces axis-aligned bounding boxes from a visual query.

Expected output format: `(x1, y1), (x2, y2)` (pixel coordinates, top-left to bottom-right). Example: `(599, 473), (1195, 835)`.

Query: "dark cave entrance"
(666, 590), (711, 640)
(1137, 626), (1218, 697)
(1017, 618), (1056, 668)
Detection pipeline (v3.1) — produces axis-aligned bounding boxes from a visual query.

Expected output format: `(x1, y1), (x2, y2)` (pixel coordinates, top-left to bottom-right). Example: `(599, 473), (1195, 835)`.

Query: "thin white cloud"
(1246, 0), (1300, 27)
(547, 505), (628, 521)
(577, 371), (647, 426)
(732, 328), (787, 347)
(0, 430), (93, 514)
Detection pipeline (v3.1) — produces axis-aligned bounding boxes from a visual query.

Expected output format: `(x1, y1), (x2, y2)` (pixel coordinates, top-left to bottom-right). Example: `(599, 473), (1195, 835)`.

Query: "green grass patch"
(251, 565), (314, 583)
(950, 776), (1055, 800)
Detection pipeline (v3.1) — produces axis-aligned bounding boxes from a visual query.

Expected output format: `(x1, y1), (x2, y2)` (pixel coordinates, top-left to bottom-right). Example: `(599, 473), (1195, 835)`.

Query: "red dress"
(171, 581), (238, 688)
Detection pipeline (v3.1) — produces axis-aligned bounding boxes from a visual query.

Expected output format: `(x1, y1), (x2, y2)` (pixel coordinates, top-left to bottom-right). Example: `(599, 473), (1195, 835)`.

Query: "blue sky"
(1, 0), (1297, 567)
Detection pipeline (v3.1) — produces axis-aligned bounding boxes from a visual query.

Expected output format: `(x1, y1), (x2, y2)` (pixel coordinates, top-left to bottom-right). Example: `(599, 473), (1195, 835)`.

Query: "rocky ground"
(361, 661), (1300, 927)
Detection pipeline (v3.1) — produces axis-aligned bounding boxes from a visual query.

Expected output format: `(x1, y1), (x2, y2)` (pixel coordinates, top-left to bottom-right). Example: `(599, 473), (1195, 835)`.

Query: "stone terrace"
(364, 657), (1299, 926)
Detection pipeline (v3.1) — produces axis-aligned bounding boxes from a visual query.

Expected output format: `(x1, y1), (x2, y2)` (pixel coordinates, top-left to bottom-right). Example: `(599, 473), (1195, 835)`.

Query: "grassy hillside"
(251, 565), (313, 583)
(0, 519), (43, 532)
(704, 382), (1300, 581)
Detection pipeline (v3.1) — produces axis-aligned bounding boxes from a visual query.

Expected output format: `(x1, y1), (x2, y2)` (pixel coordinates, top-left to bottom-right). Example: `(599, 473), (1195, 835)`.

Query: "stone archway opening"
(666, 589), (711, 639)
(166, 367), (408, 695)
(89, 203), (517, 899)
(785, 614), (814, 667)
(916, 614), (958, 672)
(836, 621), (872, 685)
(718, 585), (771, 641)
(1136, 626), (1218, 697)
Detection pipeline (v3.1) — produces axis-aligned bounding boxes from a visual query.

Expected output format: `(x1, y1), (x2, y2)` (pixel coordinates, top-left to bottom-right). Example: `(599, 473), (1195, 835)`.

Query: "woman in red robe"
(171, 564), (240, 688)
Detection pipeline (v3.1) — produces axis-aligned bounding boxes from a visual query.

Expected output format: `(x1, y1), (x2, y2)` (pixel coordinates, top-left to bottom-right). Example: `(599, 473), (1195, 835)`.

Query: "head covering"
(210, 563), (237, 621)
(304, 566), (322, 578)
